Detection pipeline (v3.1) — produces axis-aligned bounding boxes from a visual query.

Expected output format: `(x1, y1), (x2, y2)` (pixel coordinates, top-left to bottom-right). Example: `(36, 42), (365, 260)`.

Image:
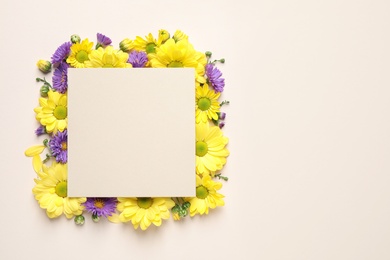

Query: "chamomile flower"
(66, 39), (94, 68)
(32, 162), (86, 219)
(185, 174), (224, 216)
(149, 38), (206, 83)
(34, 90), (67, 133)
(196, 84), (220, 123)
(196, 123), (229, 175)
(85, 46), (131, 68)
(117, 197), (175, 230)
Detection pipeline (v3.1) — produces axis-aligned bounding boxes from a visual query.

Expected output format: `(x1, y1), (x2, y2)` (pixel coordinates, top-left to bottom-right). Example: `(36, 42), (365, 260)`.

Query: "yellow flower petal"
(32, 155), (42, 173)
(107, 214), (121, 223)
(25, 145), (45, 157)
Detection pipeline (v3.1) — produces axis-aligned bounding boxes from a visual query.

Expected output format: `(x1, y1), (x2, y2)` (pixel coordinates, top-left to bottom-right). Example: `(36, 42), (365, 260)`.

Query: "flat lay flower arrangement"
(26, 30), (229, 230)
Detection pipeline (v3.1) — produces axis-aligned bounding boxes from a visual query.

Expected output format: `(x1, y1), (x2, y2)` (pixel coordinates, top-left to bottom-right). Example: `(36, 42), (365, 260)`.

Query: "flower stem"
(215, 173), (229, 181)
(220, 100), (230, 107)
(36, 77), (52, 88)
(42, 154), (51, 163)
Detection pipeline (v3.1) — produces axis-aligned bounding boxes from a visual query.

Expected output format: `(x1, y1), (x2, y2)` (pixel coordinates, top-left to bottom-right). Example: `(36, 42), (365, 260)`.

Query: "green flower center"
(145, 43), (156, 54)
(168, 61), (183, 68)
(76, 50), (89, 63)
(103, 64), (113, 68)
(196, 141), (208, 157)
(137, 197), (153, 209)
(196, 185), (209, 199)
(198, 97), (211, 111)
(94, 199), (105, 209)
(55, 181), (67, 198)
(53, 105), (67, 120)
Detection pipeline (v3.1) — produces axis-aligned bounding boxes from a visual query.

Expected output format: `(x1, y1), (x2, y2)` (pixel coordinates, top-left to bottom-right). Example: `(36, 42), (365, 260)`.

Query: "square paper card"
(67, 68), (195, 197)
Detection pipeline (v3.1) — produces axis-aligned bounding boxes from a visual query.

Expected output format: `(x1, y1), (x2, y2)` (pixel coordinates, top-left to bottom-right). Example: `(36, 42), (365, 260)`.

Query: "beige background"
(1, 0), (390, 259)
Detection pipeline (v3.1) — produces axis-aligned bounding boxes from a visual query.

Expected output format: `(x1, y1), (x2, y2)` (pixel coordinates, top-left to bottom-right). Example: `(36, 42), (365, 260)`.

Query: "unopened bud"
(92, 214), (100, 223)
(179, 209), (188, 217)
(36, 60), (52, 73)
(219, 112), (226, 120)
(74, 215), (85, 225)
(119, 38), (133, 52)
(173, 30), (188, 42)
(40, 85), (50, 97)
(171, 205), (180, 213)
(182, 201), (191, 209)
(70, 34), (81, 44)
(158, 29), (170, 43)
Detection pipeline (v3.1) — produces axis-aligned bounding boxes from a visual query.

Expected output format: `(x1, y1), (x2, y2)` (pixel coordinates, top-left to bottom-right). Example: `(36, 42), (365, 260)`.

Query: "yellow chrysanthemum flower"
(133, 33), (162, 54)
(117, 197), (175, 230)
(32, 161), (86, 219)
(85, 46), (132, 68)
(34, 90), (67, 133)
(196, 84), (220, 123)
(66, 38), (94, 68)
(149, 38), (207, 84)
(196, 123), (229, 175)
(185, 175), (224, 216)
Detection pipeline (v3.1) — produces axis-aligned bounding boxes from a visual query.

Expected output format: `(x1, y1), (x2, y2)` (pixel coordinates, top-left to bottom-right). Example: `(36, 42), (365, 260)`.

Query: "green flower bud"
(36, 60), (52, 73)
(179, 209), (188, 217)
(205, 51), (212, 58)
(40, 84), (50, 97)
(74, 215), (85, 225)
(119, 38), (133, 52)
(92, 213), (100, 223)
(182, 201), (190, 209)
(70, 34), (81, 44)
(219, 58), (225, 63)
(171, 205), (180, 213)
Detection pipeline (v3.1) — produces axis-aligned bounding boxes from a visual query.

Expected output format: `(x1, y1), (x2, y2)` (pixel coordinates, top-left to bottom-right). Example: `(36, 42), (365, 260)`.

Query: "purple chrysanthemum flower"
(96, 33), (112, 47)
(52, 62), (68, 93)
(51, 42), (71, 65)
(206, 63), (225, 93)
(84, 198), (117, 217)
(49, 130), (67, 163)
(128, 51), (148, 68)
(35, 125), (46, 136)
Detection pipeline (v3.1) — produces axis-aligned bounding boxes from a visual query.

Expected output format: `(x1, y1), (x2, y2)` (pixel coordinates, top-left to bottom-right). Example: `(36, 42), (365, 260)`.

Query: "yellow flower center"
(168, 61), (183, 67)
(55, 181), (67, 198)
(198, 97), (211, 111)
(103, 64), (114, 68)
(61, 142), (67, 150)
(53, 105), (67, 120)
(137, 197), (153, 209)
(94, 199), (105, 209)
(196, 185), (209, 199)
(145, 43), (156, 54)
(196, 141), (208, 157)
(76, 50), (89, 63)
